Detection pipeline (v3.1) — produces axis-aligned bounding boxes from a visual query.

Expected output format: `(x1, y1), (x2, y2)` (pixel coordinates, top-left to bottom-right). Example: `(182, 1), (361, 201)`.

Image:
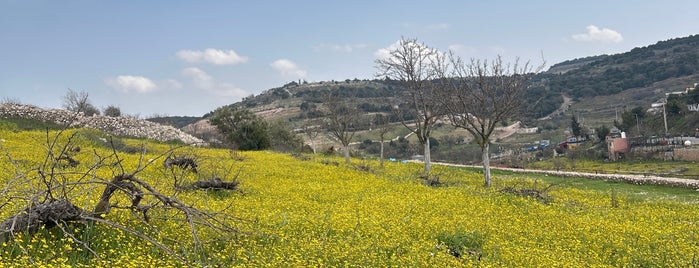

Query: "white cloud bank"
(572, 25), (623, 43)
(270, 59), (307, 78)
(106, 75), (158, 93)
(176, 48), (249, 65)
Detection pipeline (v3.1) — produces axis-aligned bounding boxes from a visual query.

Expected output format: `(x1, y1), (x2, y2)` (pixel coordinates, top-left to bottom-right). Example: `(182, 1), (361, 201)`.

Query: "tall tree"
(322, 91), (359, 164)
(441, 54), (540, 186)
(375, 37), (445, 173)
(571, 114), (582, 137)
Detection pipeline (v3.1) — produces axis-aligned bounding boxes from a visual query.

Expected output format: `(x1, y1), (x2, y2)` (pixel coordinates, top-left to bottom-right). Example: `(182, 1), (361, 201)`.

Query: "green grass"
(0, 117), (64, 131)
(529, 157), (699, 178)
(463, 167), (699, 203)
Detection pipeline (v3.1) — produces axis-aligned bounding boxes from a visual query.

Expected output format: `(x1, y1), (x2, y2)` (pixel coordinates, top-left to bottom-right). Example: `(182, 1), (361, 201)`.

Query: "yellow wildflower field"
(0, 129), (697, 267)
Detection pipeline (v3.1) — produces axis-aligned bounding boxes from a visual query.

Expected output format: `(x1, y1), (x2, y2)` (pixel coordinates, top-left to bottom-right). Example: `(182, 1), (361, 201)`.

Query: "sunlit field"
(0, 129), (697, 267)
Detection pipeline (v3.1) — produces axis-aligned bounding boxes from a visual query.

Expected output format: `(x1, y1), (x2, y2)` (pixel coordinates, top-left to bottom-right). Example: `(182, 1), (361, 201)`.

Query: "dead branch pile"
(179, 178), (239, 190)
(0, 199), (83, 243)
(500, 186), (552, 204)
(164, 155), (198, 173)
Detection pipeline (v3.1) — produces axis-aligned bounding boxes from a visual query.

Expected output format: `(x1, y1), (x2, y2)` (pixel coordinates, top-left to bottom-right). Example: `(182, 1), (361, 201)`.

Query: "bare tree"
(62, 88), (100, 116)
(322, 91), (359, 164)
(373, 113), (392, 167)
(301, 119), (321, 154)
(441, 54), (541, 186)
(375, 37), (445, 174)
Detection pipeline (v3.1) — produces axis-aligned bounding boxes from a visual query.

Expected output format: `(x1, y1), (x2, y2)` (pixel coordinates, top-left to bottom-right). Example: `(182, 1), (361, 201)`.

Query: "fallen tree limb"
(0, 199), (84, 243)
(178, 178), (239, 191)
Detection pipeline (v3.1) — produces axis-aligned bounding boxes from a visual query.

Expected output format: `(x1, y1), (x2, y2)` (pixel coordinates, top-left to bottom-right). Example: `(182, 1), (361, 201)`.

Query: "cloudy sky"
(2, 1), (699, 116)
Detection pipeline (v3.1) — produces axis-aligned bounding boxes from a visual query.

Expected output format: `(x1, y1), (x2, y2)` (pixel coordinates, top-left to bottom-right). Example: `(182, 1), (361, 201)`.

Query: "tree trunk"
(379, 140), (385, 167)
(311, 140), (316, 154)
(344, 144), (350, 164)
(424, 139), (431, 173)
(482, 142), (491, 186)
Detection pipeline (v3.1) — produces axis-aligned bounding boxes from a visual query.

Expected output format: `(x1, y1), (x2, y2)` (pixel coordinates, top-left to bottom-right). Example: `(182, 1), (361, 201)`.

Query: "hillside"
(204, 35), (699, 128)
(542, 34), (699, 99)
(174, 34), (699, 163)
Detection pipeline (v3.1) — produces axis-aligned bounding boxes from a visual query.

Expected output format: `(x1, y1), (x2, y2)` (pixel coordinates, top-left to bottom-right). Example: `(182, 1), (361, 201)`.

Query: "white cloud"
(572, 25), (623, 43)
(181, 67), (248, 98)
(163, 79), (182, 89)
(182, 67), (214, 89)
(270, 59), (307, 78)
(315, 43), (368, 53)
(374, 41), (400, 60)
(176, 48), (249, 65)
(106, 75), (157, 93)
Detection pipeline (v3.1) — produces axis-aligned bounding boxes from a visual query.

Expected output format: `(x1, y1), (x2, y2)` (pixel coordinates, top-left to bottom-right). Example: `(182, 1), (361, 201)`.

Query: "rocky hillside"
(0, 104), (205, 145)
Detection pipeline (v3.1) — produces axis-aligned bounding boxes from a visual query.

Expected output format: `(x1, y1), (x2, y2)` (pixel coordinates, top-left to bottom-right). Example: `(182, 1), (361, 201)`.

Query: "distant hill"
(183, 34), (699, 153)
(546, 55), (609, 74)
(147, 116), (201, 129)
(542, 34), (699, 99)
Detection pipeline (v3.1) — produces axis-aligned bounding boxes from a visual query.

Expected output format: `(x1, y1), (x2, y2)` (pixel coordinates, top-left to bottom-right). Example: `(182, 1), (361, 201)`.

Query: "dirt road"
(430, 161), (699, 190)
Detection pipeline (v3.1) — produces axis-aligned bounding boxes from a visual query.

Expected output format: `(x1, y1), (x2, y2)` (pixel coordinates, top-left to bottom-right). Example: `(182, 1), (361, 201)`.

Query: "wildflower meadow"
(0, 129), (697, 267)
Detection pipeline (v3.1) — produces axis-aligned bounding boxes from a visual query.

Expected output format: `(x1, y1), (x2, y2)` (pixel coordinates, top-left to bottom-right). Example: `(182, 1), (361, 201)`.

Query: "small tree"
(441, 55), (540, 186)
(373, 113), (392, 167)
(62, 88), (100, 116)
(322, 91), (359, 164)
(208, 106), (270, 150)
(301, 119), (321, 154)
(103, 105), (122, 117)
(595, 125), (610, 142)
(268, 119), (303, 152)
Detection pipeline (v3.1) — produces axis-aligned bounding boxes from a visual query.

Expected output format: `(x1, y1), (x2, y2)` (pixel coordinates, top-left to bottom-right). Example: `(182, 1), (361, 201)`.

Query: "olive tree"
(208, 106), (270, 150)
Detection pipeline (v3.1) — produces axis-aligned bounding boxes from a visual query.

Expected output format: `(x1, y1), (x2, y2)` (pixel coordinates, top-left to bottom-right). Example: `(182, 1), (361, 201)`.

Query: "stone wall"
(0, 104), (205, 145)
(673, 147), (699, 161)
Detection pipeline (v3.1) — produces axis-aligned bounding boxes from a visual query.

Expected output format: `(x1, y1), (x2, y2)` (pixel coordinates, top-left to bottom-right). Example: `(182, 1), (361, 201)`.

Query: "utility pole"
(635, 113), (641, 135)
(663, 102), (668, 136)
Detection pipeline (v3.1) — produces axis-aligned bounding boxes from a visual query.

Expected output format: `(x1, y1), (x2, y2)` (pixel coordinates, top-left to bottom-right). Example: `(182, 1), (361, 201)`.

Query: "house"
(606, 127), (628, 161)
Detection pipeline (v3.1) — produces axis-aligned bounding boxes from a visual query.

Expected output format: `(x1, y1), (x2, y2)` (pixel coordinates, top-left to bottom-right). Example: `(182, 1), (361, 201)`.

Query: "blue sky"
(2, 1), (699, 116)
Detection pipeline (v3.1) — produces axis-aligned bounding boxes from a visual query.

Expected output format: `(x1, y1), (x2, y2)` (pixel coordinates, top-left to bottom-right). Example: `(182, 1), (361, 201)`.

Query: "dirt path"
(429, 161), (699, 189)
(538, 95), (573, 121)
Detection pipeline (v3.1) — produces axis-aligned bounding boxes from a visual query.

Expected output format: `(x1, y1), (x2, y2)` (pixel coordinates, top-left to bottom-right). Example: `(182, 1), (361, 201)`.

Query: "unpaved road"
(430, 161), (699, 190)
